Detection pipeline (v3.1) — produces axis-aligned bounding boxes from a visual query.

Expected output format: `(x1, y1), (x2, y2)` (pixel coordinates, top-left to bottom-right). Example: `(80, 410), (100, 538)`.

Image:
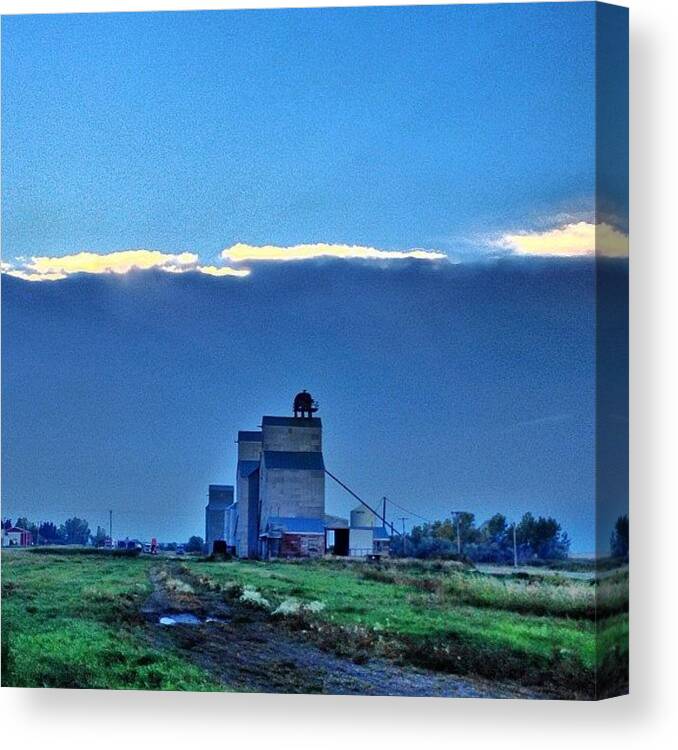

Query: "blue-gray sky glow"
(1, 4), (629, 553)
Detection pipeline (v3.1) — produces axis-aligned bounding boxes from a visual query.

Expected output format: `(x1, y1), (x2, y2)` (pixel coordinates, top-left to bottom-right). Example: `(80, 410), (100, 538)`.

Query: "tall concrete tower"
(258, 415), (325, 530)
(230, 392), (327, 559)
(205, 484), (234, 553)
(235, 430), (262, 558)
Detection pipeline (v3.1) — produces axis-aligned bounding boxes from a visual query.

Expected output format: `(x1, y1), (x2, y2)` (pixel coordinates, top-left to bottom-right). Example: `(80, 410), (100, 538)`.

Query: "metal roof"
(238, 460), (260, 478)
(261, 416), (322, 427)
(263, 451), (325, 471)
(324, 514), (349, 529)
(237, 431), (262, 442)
(264, 517), (326, 535)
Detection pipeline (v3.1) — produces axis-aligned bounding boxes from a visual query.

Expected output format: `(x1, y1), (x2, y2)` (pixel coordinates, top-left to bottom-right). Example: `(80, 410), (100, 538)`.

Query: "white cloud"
(3, 226), (627, 285)
(220, 242), (448, 263)
(2, 243), (445, 283)
(196, 265), (250, 278)
(2, 249), (249, 282)
(28, 249), (199, 275)
(500, 222), (628, 258)
(3, 270), (70, 282)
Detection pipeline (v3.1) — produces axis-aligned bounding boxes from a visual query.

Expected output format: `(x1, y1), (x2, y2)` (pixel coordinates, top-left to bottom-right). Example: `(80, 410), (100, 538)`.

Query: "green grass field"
(183, 557), (627, 697)
(1, 549), (628, 697)
(1, 550), (221, 690)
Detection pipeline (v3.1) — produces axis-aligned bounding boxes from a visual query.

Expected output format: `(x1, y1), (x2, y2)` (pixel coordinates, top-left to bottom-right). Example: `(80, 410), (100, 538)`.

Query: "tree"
(430, 519), (455, 541)
(14, 517), (39, 543)
(38, 521), (63, 544)
(60, 517), (91, 546)
(610, 514), (629, 559)
(393, 519), (462, 559)
(466, 514), (513, 563)
(392, 511), (571, 562)
(455, 512), (479, 544)
(516, 512), (570, 561)
(483, 513), (509, 542)
(90, 526), (108, 548)
(2, 518), (12, 531)
(186, 535), (204, 553)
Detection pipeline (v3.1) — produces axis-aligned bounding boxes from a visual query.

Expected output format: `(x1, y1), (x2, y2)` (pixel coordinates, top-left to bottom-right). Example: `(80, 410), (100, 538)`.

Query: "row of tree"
(3, 513), (628, 562)
(389, 511), (571, 562)
(390, 511), (630, 563)
(1, 517), (205, 552)
(2, 516), (93, 546)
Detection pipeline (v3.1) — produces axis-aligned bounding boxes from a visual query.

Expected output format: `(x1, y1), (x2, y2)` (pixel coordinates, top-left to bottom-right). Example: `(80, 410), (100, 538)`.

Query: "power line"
(383, 496), (432, 524)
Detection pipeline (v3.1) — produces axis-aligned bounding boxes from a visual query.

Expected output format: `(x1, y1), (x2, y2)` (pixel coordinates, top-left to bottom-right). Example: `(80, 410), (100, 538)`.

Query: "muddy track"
(141, 563), (545, 699)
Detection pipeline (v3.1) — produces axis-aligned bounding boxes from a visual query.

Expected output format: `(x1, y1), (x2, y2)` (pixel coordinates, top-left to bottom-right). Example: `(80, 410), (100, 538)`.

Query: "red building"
(1, 526), (33, 547)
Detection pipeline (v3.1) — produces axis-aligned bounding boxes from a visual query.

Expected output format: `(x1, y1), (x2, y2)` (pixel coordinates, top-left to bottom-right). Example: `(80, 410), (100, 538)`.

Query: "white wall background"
(1, 0), (676, 747)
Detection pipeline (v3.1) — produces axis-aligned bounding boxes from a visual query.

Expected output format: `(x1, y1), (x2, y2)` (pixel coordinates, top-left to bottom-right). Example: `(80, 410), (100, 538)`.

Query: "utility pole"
(109, 510), (113, 544)
(450, 510), (465, 558)
(512, 522), (518, 568)
(382, 497), (387, 530)
(399, 516), (408, 556)
(456, 515), (461, 556)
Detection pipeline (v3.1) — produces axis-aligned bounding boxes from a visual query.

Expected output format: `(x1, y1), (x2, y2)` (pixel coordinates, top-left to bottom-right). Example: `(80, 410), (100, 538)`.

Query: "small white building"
(348, 505), (391, 558)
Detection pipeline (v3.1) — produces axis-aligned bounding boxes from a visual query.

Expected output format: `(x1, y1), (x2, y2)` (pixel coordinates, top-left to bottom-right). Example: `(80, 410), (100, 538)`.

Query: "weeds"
(187, 556), (627, 697)
(239, 586), (270, 609)
(358, 564), (627, 620)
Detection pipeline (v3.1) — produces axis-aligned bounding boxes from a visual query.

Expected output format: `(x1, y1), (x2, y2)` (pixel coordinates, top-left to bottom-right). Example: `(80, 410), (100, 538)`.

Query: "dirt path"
(141, 564), (544, 699)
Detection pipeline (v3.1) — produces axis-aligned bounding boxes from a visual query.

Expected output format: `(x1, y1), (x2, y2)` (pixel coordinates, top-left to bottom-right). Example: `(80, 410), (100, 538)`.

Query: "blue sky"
(1, 4), (628, 552)
(2, 3), (624, 261)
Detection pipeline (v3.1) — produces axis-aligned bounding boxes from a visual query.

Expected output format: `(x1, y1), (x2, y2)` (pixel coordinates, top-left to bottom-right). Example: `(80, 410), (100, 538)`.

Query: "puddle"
(158, 613), (202, 626)
(158, 613), (226, 626)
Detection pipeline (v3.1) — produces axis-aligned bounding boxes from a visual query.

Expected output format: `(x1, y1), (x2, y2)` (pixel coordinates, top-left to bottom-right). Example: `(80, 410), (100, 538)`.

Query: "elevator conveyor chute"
(324, 468), (400, 536)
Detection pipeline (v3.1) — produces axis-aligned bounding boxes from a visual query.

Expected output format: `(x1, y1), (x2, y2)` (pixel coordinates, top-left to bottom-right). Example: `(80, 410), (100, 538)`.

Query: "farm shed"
(2, 526), (33, 547)
(259, 516), (326, 559)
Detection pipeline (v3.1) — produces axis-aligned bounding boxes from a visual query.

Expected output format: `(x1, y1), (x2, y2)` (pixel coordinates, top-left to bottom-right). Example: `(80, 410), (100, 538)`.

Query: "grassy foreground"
(183, 556), (628, 698)
(1, 550), (221, 690)
(1, 550), (628, 697)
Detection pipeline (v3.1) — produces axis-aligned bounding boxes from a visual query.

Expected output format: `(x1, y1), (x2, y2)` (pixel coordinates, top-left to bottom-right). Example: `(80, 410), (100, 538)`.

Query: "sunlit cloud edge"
(219, 242), (449, 263)
(1, 226), (629, 283)
(1, 250), (251, 282)
(496, 221), (629, 258)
